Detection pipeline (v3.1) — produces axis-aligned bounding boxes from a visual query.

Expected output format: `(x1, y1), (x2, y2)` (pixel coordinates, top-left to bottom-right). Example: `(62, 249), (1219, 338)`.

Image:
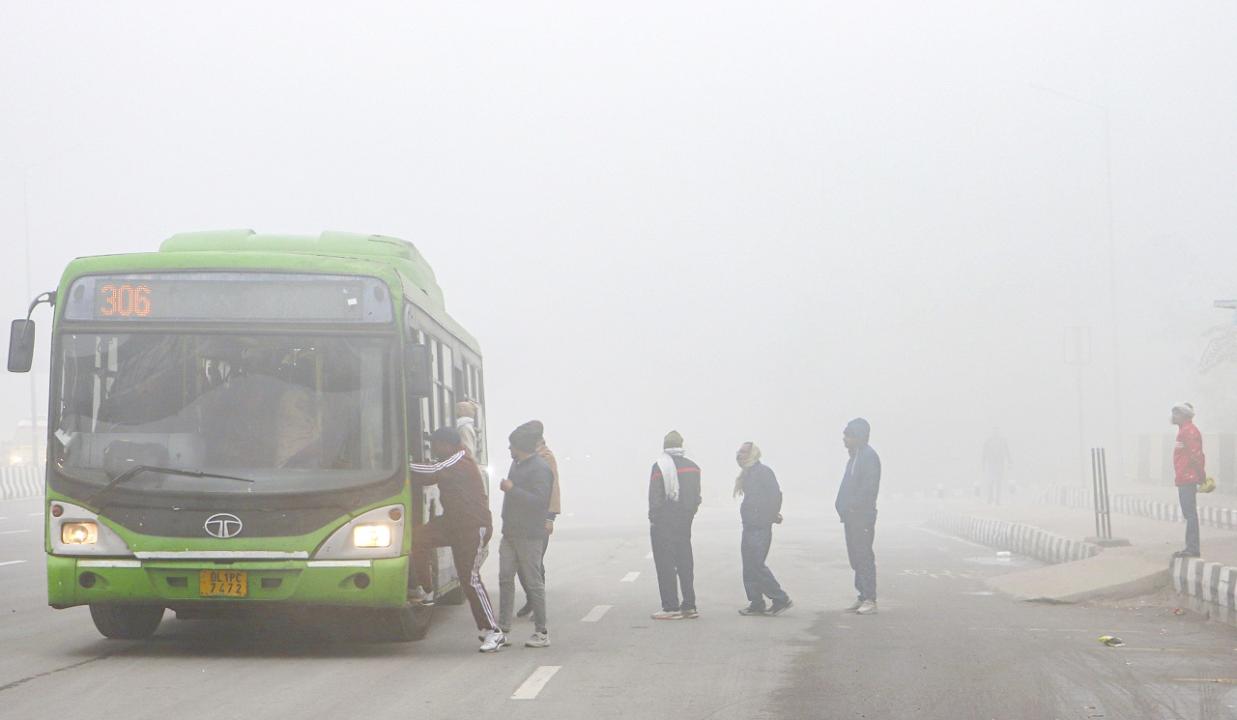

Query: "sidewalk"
(1043, 482), (1237, 531)
(920, 495), (1237, 613)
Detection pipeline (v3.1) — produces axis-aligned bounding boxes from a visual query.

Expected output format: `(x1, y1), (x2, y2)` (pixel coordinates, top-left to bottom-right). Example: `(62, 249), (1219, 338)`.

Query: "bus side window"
(428, 337), (441, 432)
(440, 343), (454, 430)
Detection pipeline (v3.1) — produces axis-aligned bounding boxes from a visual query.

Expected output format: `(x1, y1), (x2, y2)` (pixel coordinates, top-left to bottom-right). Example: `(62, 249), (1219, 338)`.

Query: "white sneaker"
(856, 600), (878, 615)
(479, 630), (507, 653)
(844, 598), (864, 613)
(409, 587), (435, 606)
(524, 630), (551, 648)
(650, 610), (682, 620)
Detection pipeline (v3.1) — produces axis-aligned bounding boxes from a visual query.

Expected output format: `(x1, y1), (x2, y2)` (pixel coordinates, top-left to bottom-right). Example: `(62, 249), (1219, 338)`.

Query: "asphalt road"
(1, 495), (1235, 720)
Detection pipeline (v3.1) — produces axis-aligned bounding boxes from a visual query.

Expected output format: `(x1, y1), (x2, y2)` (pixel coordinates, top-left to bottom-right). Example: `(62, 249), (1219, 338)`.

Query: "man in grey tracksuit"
(497, 426), (554, 648)
(836, 418), (881, 615)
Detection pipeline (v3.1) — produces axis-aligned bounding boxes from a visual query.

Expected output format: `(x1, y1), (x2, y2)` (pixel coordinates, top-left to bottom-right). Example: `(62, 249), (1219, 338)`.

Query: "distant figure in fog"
(513, 420), (560, 621)
(455, 400), (480, 460)
(496, 426), (554, 649)
(648, 431), (702, 620)
(981, 429), (1012, 505)
(408, 427), (502, 652)
(836, 418), (880, 615)
(1171, 403), (1205, 559)
(735, 442), (792, 616)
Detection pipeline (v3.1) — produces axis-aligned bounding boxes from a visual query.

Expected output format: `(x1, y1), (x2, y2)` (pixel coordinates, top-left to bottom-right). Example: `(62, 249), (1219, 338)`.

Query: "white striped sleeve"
(410, 450), (466, 474)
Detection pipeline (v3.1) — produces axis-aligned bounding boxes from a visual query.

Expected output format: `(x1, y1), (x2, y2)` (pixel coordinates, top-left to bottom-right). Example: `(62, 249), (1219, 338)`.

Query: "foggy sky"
(2, 2), (1236, 514)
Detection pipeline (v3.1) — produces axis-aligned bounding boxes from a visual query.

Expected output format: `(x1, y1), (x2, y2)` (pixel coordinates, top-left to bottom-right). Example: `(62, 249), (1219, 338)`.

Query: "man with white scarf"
(648, 431), (702, 620)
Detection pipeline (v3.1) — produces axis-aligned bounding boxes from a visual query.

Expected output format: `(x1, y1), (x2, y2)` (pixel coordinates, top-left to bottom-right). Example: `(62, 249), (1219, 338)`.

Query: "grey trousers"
(499, 535), (547, 632)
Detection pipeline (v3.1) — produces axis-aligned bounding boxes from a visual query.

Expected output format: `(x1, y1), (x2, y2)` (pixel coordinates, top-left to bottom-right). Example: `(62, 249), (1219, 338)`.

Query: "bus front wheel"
(381, 603), (431, 642)
(89, 604), (165, 640)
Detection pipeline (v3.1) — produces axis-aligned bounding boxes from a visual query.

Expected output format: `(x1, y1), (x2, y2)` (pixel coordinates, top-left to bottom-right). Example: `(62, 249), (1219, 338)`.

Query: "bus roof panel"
(56, 231), (480, 353)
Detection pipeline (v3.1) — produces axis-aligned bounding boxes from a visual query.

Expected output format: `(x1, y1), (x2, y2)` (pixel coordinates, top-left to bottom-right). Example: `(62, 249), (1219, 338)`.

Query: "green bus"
(6, 230), (487, 641)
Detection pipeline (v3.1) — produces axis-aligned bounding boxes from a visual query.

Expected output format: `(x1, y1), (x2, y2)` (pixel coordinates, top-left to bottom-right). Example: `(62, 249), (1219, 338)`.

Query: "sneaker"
(855, 600), (878, 615)
(679, 608), (700, 619)
(409, 587), (435, 606)
(651, 610), (682, 620)
(478, 630), (513, 645)
(738, 605), (767, 616)
(516, 602), (533, 619)
(769, 598), (794, 616)
(479, 630), (507, 653)
(844, 598), (864, 613)
(525, 630), (551, 648)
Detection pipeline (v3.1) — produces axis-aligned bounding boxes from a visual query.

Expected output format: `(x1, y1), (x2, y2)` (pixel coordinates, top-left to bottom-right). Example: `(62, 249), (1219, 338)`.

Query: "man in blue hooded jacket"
(836, 418), (881, 615)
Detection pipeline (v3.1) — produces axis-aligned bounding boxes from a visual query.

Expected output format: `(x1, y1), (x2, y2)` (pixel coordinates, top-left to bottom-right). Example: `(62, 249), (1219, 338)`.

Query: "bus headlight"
(61, 522), (99, 545)
(352, 524), (392, 549)
(313, 505), (404, 560)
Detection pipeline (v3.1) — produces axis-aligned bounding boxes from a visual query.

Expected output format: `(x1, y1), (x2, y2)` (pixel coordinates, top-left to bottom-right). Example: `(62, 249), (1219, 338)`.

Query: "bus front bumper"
(47, 556), (409, 609)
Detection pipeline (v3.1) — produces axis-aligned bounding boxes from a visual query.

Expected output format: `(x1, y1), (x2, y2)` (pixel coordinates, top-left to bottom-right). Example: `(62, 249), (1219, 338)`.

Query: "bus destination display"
(64, 272), (394, 324)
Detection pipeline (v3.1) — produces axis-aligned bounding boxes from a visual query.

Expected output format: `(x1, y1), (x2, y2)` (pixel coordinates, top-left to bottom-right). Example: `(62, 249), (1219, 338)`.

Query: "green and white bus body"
(28, 231), (486, 640)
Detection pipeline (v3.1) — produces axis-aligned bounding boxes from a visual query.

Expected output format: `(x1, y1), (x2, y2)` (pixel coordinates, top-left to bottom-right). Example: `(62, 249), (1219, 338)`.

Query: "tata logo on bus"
(204, 513), (244, 539)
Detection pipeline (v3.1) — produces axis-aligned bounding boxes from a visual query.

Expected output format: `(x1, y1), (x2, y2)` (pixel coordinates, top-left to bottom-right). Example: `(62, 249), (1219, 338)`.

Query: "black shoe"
(768, 598), (793, 616)
(738, 604), (767, 616)
(516, 603), (533, 619)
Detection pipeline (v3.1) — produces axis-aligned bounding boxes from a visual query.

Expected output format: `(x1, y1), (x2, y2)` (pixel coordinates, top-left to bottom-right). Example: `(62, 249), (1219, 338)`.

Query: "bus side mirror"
(404, 343), (432, 398)
(7, 319), (36, 373)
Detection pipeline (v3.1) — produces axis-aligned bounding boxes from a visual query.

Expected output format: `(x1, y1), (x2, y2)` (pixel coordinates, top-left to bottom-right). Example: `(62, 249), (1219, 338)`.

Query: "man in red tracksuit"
(1171, 402), (1205, 558)
(410, 427), (504, 651)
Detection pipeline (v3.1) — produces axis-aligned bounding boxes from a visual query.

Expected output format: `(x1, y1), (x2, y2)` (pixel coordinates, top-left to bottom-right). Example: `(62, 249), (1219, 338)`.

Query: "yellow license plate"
(199, 570), (248, 598)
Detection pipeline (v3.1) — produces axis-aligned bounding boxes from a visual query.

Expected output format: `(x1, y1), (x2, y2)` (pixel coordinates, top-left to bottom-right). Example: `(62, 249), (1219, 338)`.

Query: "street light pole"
(1031, 82), (1124, 480)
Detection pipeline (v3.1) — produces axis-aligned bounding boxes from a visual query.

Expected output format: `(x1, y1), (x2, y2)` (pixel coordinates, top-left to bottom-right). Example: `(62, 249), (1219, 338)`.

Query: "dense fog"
(2, 2), (1236, 522)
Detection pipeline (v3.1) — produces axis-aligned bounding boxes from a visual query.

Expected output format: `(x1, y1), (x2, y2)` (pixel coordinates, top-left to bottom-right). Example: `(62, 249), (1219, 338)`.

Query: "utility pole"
(1031, 83), (1124, 479)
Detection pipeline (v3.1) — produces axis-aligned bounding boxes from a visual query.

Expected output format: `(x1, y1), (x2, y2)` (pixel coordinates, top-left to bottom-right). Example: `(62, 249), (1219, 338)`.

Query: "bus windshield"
(52, 332), (394, 495)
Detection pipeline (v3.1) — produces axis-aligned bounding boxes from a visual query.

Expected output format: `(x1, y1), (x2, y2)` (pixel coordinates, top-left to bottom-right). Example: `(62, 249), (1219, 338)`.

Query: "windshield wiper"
(88, 465), (255, 508)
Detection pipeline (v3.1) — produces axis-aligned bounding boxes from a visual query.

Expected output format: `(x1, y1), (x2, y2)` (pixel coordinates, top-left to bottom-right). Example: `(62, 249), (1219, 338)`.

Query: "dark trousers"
(1178, 483), (1201, 555)
(651, 516), (696, 611)
(985, 470), (1004, 505)
(844, 517), (877, 601)
(518, 534), (550, 603)
(411, 519), (500, 631)
(741, 525), (788, 608)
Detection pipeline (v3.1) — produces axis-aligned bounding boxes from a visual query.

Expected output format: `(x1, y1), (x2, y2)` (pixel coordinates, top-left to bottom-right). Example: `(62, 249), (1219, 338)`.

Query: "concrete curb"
(0, 466), (43, 501)
(1172, 556), (1237, 629)
(1042, 485), (1237, 532)
(929, 512), (1102, 565)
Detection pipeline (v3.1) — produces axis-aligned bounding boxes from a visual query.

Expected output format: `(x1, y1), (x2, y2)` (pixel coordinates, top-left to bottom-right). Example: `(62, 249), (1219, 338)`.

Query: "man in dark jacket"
(409, 427), (502, 651)
(735, 442), (792, 616)
(836, 418), (881, 615)
(648, 430), (702, 620)
(496, 426), (554, 649)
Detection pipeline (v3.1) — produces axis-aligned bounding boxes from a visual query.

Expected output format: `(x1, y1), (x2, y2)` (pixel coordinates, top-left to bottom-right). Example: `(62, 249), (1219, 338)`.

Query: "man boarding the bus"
(409, 427), (504, 653)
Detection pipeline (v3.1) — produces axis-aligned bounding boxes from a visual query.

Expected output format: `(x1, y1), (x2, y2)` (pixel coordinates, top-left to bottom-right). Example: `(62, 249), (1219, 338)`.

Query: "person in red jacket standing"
(1171, 402), (1205, 558)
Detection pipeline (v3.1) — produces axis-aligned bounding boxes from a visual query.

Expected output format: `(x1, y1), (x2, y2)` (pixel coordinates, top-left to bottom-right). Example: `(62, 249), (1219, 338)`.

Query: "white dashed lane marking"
(620, 571), (640, 582)
(581, 605), (612, 623)
(28, 512), (43, 517)
(0, 530), (29, 535)
(512, 665), (561, 700)
(0, 560), (26, 567)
